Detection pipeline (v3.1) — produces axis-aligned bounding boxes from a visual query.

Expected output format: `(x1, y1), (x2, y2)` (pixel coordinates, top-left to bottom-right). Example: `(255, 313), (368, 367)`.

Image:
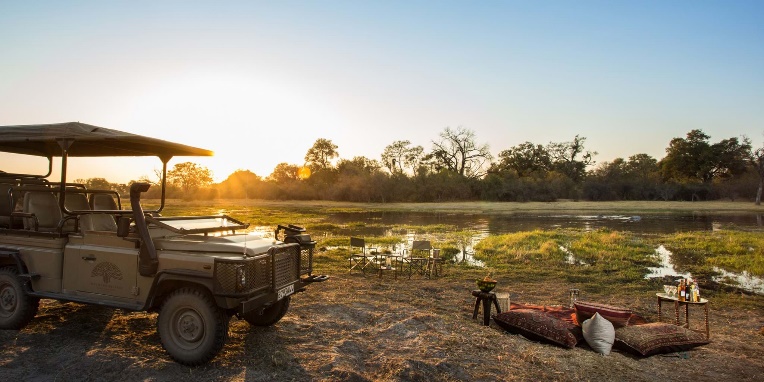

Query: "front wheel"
(0, 266), (39, 330)
(157, 287), (229, 366)
(242, 296), (290, 326)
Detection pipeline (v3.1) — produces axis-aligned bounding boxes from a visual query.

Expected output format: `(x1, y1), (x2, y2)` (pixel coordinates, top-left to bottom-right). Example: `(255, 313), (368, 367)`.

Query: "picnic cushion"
(493, 308), (583, 349)
(582, 312), (615, 355)
(574, 301), (647, 328)
(614, 322), (709, 356)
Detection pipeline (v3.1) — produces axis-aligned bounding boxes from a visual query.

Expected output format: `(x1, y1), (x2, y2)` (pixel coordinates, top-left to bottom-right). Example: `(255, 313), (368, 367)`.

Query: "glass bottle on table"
(689, 280), (694, 302)
(678, 279), (686, 302)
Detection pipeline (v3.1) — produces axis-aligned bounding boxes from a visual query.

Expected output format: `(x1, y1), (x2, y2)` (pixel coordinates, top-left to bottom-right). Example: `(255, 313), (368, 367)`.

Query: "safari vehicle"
(0, 122), (327, 365)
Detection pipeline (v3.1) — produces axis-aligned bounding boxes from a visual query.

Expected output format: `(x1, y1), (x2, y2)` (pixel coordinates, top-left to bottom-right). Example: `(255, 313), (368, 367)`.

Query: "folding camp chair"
(403, 240), (432, 279)
(349, 237), (377, 275)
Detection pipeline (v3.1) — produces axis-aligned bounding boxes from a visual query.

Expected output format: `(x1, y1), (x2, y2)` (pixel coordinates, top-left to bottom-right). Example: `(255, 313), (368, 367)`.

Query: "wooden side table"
(656, 293), (710, 339)
(377, 254), (401, 280)
(472, 290), (501, 326)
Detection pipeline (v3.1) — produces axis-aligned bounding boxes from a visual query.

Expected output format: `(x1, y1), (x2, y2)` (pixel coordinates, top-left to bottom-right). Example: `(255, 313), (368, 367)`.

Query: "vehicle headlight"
(235, 265), (246, 291)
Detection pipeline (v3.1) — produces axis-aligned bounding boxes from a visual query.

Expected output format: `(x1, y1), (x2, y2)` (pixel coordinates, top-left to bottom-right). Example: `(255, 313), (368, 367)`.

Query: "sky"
(1, 0), (763, 183)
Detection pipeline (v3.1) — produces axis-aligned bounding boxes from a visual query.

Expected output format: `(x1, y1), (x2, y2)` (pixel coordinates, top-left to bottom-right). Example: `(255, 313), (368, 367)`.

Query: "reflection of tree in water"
(666, 249), (720, 288)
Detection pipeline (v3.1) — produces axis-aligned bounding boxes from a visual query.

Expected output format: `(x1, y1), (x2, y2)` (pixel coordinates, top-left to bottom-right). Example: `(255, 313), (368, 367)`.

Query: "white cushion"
(582, 312), (615, 355)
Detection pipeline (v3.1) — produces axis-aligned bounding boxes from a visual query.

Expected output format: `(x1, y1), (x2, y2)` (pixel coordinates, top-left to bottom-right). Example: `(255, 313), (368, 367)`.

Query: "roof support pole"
(56, 139), (74, 212)
(158, 156), (172, 214)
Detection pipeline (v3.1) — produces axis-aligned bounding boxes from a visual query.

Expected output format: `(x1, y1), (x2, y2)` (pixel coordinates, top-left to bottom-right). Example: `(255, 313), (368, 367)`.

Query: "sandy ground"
(2, 274), (763, 382)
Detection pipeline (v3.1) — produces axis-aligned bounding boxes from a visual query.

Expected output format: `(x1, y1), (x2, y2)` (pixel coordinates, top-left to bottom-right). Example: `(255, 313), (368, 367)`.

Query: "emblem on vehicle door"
(91, 262), (124, 284)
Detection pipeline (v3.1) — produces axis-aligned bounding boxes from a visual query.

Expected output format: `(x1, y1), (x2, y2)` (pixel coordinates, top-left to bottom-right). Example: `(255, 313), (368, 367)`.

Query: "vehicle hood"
(154, 233), (279, 257)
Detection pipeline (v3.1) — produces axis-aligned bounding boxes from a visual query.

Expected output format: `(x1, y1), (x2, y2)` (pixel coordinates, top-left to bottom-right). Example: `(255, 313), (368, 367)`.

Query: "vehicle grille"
(214, 243), (300, 297)
(299, 246), (312, 276)
(272, 243), (299, 289)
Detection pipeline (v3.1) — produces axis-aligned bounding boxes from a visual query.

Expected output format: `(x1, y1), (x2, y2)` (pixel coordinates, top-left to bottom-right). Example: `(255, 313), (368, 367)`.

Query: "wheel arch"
(0, 248), (29, 274)
(146, 272), (215, 311)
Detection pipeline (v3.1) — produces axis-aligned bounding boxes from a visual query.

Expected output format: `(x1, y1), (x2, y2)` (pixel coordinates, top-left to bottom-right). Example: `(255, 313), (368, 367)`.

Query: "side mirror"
(117, 217), (131, 237)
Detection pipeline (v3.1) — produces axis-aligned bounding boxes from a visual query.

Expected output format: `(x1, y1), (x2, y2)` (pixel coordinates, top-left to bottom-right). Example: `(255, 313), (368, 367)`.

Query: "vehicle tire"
(0, 266), (39, 330)
(157, 287), (229, 366)
(242, 296), (290, 327)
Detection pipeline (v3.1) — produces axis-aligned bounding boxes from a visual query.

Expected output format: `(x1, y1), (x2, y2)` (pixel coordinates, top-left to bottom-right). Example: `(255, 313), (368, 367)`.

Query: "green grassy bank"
(147, 200), (764, 308)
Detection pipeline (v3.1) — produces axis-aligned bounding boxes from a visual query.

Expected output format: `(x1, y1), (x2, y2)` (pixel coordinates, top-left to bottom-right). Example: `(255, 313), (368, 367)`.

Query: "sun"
(120, 70), (343, 182)
(297, 166), (311, 180)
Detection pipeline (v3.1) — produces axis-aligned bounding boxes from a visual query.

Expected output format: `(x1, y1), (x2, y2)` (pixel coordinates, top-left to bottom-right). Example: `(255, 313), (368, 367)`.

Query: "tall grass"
(659, 230), (764, 277)
(474, 229), (658, 293)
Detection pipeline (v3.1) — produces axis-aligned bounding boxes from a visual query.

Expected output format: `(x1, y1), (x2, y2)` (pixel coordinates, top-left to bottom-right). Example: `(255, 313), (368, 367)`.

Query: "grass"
(472, 229), (659, 294)
(148, 199), (763, 306)
(148, 198), (764, 214)
(657, 229), (764, 276)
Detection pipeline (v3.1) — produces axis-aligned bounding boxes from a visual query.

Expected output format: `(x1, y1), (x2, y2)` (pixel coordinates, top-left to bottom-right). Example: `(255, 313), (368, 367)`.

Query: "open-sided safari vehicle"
(0, 122), (327, 365)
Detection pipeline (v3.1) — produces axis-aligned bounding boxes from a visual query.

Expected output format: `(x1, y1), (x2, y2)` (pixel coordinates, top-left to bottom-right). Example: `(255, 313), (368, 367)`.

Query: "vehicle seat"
(23, 191), (63, 232)
(65, 192), (90, 211)
(90, 193), (119, 210)
(79, 213), (118, 232)
(0, 183), (14, 228)
(63, 192), (90, 231)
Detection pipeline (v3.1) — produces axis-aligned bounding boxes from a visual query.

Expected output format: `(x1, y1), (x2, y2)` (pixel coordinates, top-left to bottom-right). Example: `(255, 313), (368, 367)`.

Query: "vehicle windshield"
(149, 216), (249, 235)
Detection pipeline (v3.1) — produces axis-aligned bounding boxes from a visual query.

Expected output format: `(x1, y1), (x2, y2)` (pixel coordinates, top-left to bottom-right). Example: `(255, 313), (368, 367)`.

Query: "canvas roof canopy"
(0, 122), (213, 158)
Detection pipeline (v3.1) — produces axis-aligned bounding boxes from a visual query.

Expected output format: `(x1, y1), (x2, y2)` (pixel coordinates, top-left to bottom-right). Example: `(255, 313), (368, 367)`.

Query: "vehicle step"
(18, 273), (41, 279)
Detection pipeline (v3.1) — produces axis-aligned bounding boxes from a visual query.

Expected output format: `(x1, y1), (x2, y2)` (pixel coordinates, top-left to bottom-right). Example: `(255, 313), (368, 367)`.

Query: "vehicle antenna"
(243, 231), (248, 257)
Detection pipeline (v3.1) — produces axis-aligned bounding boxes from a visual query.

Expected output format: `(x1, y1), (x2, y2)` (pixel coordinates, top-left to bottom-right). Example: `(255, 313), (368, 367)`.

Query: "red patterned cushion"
(493, 309), (583, 349)
(574, 301), (645, 328)
(614, 322), (709, 356)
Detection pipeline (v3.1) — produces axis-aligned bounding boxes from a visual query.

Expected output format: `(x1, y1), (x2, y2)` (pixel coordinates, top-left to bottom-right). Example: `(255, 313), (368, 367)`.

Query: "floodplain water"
(324, 211), (764, 236)
(320, 210), (764, 294)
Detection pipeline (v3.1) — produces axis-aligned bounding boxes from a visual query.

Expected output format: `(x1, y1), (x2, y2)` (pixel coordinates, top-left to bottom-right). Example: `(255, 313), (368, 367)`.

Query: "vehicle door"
(62, 233), (139, 302)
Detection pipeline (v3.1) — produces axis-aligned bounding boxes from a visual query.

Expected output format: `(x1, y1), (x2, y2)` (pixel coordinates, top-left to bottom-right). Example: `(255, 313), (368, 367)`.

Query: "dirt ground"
(2, 274), (763, 382)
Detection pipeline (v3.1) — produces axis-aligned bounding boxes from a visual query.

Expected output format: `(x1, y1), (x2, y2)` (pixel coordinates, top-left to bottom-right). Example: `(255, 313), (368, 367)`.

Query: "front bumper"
(238, 275), (329, 314)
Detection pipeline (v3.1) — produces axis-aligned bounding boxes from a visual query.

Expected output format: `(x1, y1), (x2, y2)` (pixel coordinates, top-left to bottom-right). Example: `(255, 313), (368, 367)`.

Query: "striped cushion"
(615, 323), (709, 356)
(494, 308), (583, 349)
(574, 301), (642, 328)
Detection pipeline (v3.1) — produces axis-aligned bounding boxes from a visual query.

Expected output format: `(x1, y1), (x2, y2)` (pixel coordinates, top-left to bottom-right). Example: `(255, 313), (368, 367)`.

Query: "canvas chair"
(349, 237), (377, 275)
(404, 240), (432, 279)
(428, 248), (445, 278)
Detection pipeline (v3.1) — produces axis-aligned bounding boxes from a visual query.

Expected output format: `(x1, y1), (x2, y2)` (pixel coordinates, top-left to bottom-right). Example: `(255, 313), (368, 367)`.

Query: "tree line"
(78, 127), (764, 205)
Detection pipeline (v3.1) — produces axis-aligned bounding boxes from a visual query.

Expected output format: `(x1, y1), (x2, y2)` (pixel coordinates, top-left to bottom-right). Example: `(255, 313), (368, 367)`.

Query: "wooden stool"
(472, 290), (501, 326)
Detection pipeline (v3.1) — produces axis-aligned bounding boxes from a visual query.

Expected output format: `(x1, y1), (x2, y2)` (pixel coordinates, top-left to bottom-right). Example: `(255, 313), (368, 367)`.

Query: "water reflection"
(327, 211), (764, 236)
(645, 245), (690, 279)
(646, 245), (764, 294)
(560, 245), (590, 266)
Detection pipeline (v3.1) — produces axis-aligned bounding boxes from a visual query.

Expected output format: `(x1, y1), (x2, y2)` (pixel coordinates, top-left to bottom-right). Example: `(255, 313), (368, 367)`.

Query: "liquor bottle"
(690, 281), (698, 302)
(695, 283), (701, 302)
(679, 279), (686, 302)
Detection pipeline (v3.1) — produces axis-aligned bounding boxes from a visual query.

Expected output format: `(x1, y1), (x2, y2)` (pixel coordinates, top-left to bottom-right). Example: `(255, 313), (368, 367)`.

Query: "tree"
(304, 138), (338, 171)
(381, 140), (424, 175)
(660, 130), (751, 183)
(751, 145), (764, 205)
(429, 126), (492, 178)
(217, 170), (262, 199)
(166, 162), (213, 195)
(491, 142), (551, 177)
(547, 135), (596, 183)
(267, 163), (300, 183)
(74, 177), (112, 190)
(337, 156), (382, 176)
(624, 153), (659, 180)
